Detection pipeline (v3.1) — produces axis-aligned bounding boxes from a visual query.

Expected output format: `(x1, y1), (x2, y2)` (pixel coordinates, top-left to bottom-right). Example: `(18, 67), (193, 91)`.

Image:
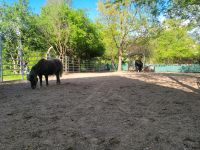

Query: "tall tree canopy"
(98, 0), (160, 71)
(0, 0), (46, 71)
(0, 0), (105, 66)
(38, 2), (105, 61)
(150, 19), (200, 64)
(1, 0), (199, 71)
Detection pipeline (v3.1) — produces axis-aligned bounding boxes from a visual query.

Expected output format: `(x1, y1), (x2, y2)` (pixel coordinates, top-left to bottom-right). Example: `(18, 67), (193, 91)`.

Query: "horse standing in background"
(135, 60), (143, 72)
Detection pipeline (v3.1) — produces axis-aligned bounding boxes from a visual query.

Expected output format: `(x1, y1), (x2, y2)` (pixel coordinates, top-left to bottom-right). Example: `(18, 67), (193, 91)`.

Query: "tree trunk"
(59, 52), (65, 65)
(118, 48), (122, 72)
(111, 49), (115, 71)
(111, 59), (115, 71)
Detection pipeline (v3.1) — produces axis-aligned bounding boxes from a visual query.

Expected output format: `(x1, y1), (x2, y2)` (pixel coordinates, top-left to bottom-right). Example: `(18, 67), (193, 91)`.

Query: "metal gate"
(64, 56), (110, 73)
(0, 51), (45, 82)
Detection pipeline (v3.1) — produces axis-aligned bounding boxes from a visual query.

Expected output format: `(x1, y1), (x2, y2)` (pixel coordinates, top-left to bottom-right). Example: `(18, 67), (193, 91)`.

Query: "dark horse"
(135, 60), (143, 72)
(27, 59), (63, 89)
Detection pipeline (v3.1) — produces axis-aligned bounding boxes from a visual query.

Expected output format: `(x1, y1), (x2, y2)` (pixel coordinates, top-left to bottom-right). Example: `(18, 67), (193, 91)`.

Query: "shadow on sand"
(0, 73), (200, 150)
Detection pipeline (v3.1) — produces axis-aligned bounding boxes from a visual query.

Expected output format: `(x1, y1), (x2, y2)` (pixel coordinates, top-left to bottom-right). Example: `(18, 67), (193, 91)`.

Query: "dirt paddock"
(0, 72), (200, 150)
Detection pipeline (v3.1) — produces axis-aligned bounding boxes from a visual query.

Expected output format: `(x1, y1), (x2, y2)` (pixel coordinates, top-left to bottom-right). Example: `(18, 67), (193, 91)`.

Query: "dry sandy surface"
(0, 72), (200, 150)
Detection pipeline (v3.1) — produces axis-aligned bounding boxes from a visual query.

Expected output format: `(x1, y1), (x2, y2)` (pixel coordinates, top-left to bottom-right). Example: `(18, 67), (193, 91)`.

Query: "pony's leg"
(39, 75), (42, 86)
(45, 75), (49, 86)
(56, 73), (61, 84)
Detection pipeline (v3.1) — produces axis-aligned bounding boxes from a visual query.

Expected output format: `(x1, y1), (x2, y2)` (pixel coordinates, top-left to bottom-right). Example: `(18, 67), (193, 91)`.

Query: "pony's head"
(27, 67), (38, 89)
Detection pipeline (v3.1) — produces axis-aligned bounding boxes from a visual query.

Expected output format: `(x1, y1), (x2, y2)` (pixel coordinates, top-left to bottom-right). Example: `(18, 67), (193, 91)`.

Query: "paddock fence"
(127, 61), (200, 73)
(0, 53), (112, 82)
(0, 52), (47, 82)
(2, 50), (199, 82)
(153, 64), (200, 73)
(64, 56), (111, 73)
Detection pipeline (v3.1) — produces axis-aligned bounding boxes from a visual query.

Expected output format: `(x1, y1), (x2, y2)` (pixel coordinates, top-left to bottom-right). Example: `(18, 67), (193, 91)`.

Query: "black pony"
(135, 60), (143, 72)
(27, 58), (63, 89)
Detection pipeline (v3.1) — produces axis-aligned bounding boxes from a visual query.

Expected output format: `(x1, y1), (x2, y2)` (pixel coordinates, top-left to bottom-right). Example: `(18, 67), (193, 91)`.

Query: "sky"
(2, 0), (167, 23)
(3, 0), (99, 21)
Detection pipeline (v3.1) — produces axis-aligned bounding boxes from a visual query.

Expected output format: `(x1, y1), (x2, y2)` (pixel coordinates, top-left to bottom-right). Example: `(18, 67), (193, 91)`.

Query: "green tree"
(46, 0), (71, 6)
(0, 0), (46, 72)
(98, 0), (159, 71)
(38, 2), (105, 62)
(101, 25), (118, 69)
(151, 19), (200, 63)
(168, 0), (200, 25)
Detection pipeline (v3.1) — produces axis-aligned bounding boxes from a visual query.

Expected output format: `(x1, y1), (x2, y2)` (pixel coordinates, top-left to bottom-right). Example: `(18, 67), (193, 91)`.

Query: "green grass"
(2, 74), (27, 81)
(1, 69), (27, 81)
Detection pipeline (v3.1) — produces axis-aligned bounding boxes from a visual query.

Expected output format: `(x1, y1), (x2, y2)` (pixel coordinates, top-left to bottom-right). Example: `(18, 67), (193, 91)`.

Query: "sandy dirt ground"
(0, 72), (200, 150)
